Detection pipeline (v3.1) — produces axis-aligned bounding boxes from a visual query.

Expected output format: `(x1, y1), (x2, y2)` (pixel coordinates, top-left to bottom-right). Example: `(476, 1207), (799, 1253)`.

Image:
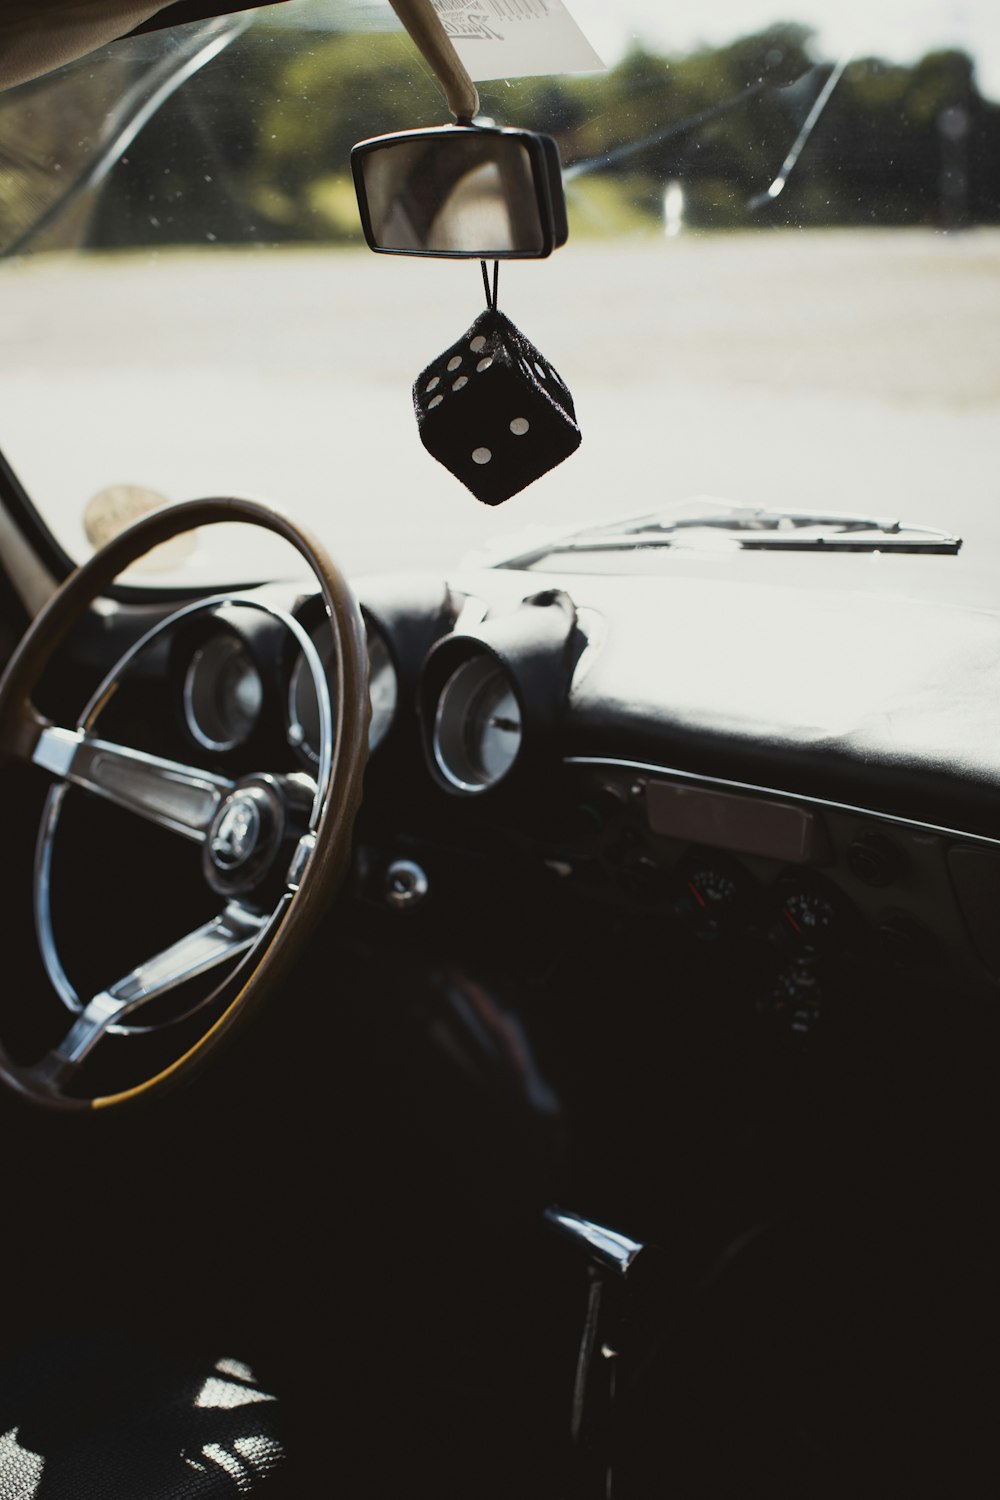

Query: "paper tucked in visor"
(429, 0), (605, 81)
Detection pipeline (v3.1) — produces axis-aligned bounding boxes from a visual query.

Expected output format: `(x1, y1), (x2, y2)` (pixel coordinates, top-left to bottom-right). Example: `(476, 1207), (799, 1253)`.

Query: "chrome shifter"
(544, 1206), (660, 1500)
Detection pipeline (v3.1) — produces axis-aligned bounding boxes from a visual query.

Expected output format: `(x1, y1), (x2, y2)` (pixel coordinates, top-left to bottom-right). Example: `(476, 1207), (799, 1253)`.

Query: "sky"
(567, 0), (1000, 99)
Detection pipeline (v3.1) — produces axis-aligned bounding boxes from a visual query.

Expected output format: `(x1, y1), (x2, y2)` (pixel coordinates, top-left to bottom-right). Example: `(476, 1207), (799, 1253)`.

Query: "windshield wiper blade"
(616, 506), (904, 536)
(496, 508), (962, 568)
(620, 508), (961, 546)
(564, 79), (767, 182)
(731, 530), (961, 553)
(748, 54), (850, 210)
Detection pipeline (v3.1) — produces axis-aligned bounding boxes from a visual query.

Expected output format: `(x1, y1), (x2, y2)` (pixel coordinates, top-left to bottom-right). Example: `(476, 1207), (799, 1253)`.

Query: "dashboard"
(75, 555), (1000, 1051)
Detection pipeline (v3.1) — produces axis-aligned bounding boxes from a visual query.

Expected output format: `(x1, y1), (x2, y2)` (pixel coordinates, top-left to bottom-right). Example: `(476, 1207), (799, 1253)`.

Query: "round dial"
(366, 630), (398, 751)
(760, 959), (825, 1038)
(433, 655), (523, 794)
(673, 857), (747, 936)
(288, 621), (397, 762)
(183, 633), (263, 752)
(688, 867), (738, 910)
(781, 888), (836, 940)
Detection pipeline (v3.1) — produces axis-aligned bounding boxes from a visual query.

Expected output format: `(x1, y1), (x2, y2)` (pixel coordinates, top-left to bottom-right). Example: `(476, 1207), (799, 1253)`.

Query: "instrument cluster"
(174, 599), (400, 767)
(172, 584), (579, 806)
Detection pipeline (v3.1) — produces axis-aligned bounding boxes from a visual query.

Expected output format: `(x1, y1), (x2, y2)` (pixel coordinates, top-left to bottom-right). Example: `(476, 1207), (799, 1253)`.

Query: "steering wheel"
(0, 497), (369, 1111)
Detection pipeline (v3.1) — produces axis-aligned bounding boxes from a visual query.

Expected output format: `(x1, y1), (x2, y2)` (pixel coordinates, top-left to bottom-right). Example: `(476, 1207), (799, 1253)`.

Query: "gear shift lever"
(544, 1206), (659, 1500)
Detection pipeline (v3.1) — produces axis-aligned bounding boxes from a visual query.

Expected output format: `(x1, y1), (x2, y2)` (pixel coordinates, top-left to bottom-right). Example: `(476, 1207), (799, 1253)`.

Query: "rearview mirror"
(351, 125), (568, 259)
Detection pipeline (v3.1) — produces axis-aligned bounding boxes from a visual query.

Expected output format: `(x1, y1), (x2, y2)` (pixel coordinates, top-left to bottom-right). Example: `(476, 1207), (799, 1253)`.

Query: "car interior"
(0, 2), (998, 1497)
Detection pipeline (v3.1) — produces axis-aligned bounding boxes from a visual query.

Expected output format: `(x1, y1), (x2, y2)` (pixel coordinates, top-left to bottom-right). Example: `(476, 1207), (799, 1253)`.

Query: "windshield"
(1, 0), (998, 584)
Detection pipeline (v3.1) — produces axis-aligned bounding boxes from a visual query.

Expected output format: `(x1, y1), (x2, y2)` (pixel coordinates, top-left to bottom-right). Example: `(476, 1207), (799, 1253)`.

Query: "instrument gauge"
(433, 655), (522, 794)
(288, 621), (398, 763)
(673, 855), (748, 937)
(366, 629), (398, 751)
(780, 888), (836, 942)
(688, 867), (738, 911)
(771, 873), (861, 960)
(183, 633), (263, 752)
(760, 959), (825, 1038)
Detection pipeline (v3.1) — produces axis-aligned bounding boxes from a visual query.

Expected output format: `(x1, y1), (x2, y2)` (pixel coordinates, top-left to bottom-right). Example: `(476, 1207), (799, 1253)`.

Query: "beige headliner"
(0, 1), (166, 88)
(0, 0), (288, 90)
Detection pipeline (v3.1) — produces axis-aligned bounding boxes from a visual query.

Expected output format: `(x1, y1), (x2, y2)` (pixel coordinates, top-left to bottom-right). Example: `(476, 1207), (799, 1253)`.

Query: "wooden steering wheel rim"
(0, 496), (369, 1111)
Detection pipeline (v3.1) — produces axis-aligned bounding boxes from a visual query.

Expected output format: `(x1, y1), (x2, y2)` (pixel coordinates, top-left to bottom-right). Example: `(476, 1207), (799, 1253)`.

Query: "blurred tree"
(22, 18), (993, 252)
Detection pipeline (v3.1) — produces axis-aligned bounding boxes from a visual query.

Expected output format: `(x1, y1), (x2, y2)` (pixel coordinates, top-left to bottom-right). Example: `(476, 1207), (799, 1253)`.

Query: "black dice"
(412, 309), (581, 505)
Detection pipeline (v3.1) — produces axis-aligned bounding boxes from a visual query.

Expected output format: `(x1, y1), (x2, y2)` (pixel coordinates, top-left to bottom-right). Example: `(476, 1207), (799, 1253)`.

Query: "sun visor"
(0, 0), (289, 90)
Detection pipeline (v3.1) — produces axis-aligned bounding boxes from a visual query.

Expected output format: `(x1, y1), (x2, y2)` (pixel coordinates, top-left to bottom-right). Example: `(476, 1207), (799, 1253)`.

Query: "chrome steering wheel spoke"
(0, 497), (369, 1111)
(32, 726), (234, 841)
(29, 903), (268, 1091)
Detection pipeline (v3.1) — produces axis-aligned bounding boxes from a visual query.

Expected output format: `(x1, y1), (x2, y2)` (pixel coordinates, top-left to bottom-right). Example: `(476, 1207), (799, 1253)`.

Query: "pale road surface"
(1, 230), (998, 583)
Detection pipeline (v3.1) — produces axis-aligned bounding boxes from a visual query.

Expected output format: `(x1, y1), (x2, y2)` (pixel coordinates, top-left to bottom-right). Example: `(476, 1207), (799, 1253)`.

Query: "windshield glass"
(1, 0), (998, 583)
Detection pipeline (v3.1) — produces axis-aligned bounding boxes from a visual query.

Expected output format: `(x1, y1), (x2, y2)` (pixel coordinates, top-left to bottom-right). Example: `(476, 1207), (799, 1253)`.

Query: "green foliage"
(0, 56), (134, 253)
(7, 17), (996, 253)
(563, 172), (660, 240)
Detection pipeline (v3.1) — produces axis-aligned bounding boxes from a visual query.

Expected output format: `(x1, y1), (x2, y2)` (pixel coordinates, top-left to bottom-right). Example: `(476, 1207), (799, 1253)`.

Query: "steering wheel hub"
(207, 783), (277, 885)
(211, 791), (263, 868)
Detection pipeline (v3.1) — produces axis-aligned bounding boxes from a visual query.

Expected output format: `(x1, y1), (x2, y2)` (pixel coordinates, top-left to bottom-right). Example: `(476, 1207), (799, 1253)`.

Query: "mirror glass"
(355, 130), (549, 257)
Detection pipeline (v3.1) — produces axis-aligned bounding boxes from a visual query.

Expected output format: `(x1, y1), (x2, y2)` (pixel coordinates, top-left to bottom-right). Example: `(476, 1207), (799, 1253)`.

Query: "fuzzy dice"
(412, 308), (581, 505)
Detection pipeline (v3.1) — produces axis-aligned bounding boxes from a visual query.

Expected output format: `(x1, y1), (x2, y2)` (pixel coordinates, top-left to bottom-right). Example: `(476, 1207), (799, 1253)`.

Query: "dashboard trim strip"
(563, 756), (1000, 851)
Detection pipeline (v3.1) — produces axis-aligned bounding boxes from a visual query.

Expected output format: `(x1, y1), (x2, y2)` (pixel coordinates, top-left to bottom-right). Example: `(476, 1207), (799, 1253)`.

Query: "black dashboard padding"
(356, 574), (458, 687)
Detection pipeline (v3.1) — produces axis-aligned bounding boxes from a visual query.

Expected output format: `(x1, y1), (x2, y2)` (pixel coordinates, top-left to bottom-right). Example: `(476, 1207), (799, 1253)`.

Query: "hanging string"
(480, 258), (500, 311)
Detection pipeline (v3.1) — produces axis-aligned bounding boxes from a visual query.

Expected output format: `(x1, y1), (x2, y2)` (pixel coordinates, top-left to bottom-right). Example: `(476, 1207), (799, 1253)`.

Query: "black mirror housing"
(351, 124), (568, 259)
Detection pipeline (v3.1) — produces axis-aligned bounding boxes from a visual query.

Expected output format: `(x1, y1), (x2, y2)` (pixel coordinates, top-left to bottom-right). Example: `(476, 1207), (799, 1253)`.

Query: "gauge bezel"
(182, 630), (264, 754)
(286, 638), (323, 763)
(287, 615), (398, 764)
(364, 625), (399, 752)
(431, 651), (523, 795)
